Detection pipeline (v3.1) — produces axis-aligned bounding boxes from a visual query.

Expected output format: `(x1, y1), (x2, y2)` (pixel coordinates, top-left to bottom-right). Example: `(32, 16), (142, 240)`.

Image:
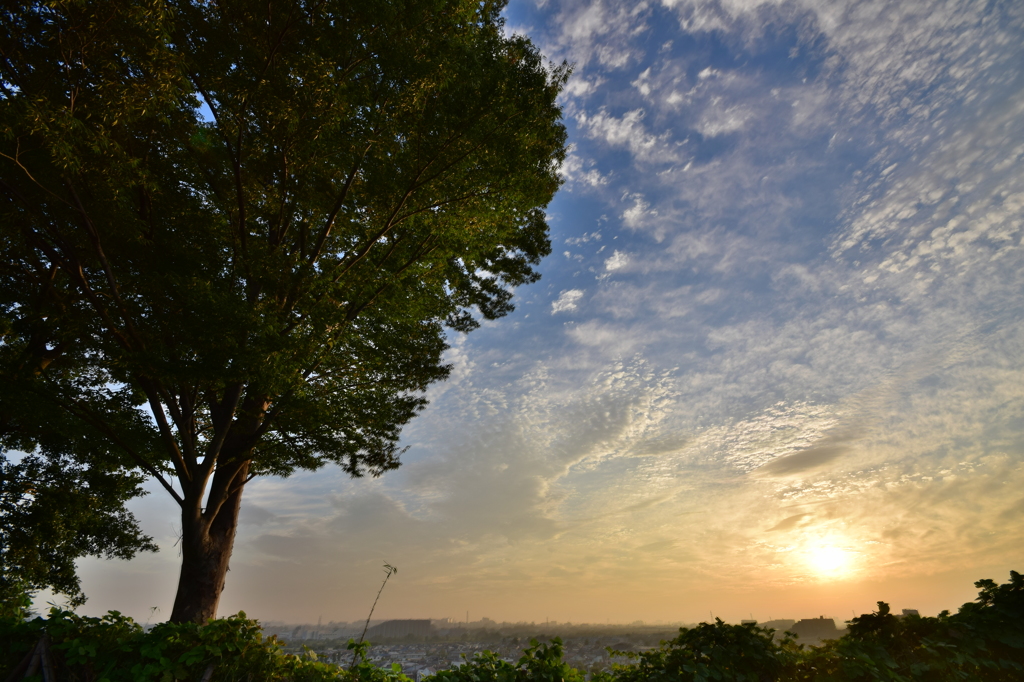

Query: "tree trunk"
(169, 460), (249, 624)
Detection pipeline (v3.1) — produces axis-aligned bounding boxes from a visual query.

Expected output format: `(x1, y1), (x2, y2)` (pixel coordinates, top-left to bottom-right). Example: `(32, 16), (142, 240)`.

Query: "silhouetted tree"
(0, 0), (566, 622)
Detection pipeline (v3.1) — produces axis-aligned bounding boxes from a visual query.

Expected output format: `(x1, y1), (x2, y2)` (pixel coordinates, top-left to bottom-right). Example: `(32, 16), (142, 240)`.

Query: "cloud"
(620, 193), (657, 229)
(566, 321), (646, 353)
(559, 151), (610, 188)
(563, 75), (607, 99)
(765, 513), (811, 532)
(604, 250), (630, 271)
(697, 104), (750, 137)
(576, 108), (679, 164)
(545, 0), (653, 70)
(758, 442), (851, 476)
(552, 289), (586, 313)
(239, 504), (276, 526)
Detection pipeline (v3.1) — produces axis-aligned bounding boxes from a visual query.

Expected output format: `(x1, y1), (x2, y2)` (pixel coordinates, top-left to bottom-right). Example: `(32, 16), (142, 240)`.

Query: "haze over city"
(65, 0), (1023, 626)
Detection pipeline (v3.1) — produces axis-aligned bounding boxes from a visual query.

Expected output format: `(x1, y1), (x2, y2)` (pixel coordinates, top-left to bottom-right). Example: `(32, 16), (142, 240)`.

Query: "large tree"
(0, 0), (567, 623)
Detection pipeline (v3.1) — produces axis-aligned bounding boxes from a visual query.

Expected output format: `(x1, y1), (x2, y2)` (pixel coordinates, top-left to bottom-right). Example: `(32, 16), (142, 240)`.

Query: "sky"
(67, 0), (1024, 626)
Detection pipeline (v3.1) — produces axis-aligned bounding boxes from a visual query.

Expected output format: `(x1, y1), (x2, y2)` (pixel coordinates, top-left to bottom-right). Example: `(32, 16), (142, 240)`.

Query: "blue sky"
(73, 0), (1024, 625)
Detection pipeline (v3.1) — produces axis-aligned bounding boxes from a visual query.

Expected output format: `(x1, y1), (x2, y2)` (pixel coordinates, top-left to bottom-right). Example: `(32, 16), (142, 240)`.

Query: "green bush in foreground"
(598, 619), (801, 682)
(435, 638), (585, 682)
(0, 609), (404, 682)
(2, 571), (1021, 681)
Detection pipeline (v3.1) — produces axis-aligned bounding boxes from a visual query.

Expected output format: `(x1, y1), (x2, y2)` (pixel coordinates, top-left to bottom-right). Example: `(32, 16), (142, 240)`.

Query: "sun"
(809, 546), (852, 576)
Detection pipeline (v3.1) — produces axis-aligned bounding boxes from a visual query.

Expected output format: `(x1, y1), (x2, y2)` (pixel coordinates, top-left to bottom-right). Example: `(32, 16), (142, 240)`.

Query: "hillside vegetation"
(2, 571), (1021, 681)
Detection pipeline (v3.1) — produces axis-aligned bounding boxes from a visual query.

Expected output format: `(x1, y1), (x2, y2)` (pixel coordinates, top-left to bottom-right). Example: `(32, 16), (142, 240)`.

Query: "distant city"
(259, 611), (919, 679)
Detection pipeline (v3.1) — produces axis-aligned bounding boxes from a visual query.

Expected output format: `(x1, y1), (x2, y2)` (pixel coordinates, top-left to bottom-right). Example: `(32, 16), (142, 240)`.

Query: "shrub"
(597, 619), (799, 682)
(431, 638), (584, 682)
(0, 608), (411, 682)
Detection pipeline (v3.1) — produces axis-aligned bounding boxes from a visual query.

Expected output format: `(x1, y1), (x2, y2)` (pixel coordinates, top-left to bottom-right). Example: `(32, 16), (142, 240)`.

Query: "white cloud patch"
(697, 103), (751, 137)
(559, 151), (610, 188)
(563, 75), (607, 99)
(544, 0), (652, 70)
(567, 321), (644, 352)
(631, 67), (654, 96)
(576, 108), (679, 164)
(620, 193), (657, 230)
(604, 250), (631, 271)
(551, 288), (586, 313)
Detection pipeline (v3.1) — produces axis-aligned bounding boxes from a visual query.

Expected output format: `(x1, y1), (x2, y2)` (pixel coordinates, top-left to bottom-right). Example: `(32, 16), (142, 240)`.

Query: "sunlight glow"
(810, 546), (852, 576)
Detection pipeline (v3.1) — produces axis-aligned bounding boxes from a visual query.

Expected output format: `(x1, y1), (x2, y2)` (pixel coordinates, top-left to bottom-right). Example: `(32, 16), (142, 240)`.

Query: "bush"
(597, 620), (798, 682)
(431, 638), (584, 682)
(0, 608), (410, 682)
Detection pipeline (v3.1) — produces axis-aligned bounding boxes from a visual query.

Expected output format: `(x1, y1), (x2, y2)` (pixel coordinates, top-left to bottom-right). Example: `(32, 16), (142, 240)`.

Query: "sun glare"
(810, 546), (852, 576)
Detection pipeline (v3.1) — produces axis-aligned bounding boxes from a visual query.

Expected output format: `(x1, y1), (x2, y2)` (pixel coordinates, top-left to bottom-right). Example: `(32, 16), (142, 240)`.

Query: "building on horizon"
(366, 619), (434, 639)
(790, 617), (843, 645)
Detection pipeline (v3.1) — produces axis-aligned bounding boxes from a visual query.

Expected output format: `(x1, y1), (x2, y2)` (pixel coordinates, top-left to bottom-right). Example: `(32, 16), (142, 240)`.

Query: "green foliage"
(0, 608), (414, 682)
(0, 602), (45, 675)
(600, 620), (798, 682)
(0, 450), (155, 607)
(0, 0), (567, 479)
(0, 583), (33, 621)
(431, 638), (584, 682)
(348, 639), (413, 682)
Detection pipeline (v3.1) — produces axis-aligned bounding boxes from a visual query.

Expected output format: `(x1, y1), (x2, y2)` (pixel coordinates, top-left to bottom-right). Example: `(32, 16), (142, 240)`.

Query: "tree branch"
(202, 455), (249, 523)
(64, 180), (148, 350)
(138, 379), (193, 484)
(48, 392), (185, 506)
(307, 142), (373, 266)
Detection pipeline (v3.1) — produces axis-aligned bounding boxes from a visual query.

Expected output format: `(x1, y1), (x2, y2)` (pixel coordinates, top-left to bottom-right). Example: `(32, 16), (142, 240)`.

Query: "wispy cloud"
(552, 289), (586, 313)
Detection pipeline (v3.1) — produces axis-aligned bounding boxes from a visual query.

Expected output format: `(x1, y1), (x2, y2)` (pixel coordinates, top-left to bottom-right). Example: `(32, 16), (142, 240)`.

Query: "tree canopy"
(0, 0), (567, 621)
(0, 450), (155, 608)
